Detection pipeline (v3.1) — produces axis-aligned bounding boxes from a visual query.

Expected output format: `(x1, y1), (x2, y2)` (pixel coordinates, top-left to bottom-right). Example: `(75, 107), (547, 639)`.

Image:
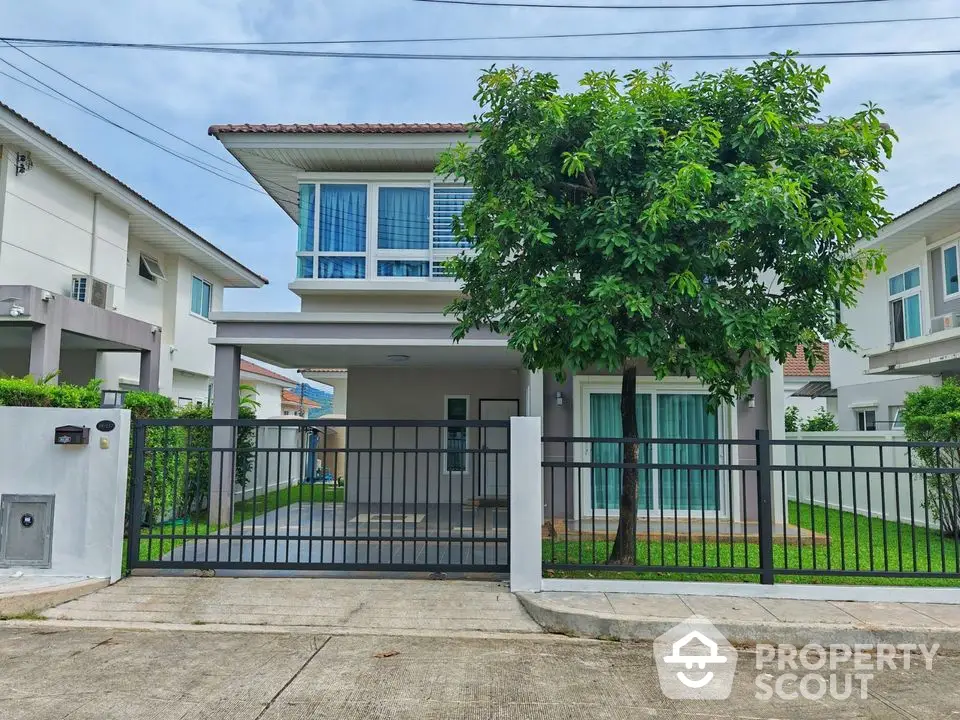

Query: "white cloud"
(0, 0), (957, 312)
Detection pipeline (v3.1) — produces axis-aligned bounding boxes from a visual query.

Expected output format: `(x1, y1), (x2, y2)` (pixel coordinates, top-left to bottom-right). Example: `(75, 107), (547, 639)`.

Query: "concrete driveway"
(1, 625), (958, 719)
(41, 577), (541, 635)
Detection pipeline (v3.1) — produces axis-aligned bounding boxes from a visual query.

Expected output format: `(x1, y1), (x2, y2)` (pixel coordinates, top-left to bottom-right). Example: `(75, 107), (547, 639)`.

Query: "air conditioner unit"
(70, 275), (112, 309)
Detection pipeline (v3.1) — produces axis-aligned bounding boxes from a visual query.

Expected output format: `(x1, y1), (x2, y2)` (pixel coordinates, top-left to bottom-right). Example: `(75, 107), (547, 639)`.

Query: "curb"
(516, 593), (960, 652)
(0, 578), (108, 619)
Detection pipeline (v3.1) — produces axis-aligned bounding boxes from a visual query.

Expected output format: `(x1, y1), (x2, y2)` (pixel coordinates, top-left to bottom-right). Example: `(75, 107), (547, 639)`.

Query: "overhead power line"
(5, 13), (960, 49)
(2, 41), (960, 62)
(0, 54), (268, 193)
(412, 0), (907, 10)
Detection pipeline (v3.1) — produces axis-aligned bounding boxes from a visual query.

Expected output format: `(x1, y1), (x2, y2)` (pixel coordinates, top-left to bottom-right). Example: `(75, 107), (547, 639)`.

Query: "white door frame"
(479, 398), (519, 497)
(571, 375), (740, 521)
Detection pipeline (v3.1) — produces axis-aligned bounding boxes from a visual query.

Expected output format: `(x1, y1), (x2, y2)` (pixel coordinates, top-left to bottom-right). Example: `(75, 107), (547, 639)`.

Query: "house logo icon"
(654, 617), (738, 700)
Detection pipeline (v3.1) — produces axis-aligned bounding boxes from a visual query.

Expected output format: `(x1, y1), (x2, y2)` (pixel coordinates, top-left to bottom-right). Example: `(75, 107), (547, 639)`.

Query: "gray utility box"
(0, 494), (55, 568)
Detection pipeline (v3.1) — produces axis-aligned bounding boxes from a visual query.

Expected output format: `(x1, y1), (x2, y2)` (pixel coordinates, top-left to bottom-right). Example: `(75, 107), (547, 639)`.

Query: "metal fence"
(542, 430), (960, 583)
(127, 418), (510, 574)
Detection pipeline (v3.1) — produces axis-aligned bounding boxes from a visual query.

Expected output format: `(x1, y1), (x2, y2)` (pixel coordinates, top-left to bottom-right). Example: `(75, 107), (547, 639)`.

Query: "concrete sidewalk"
(519, 590), (960, 650)
(0, 577), (107, 619)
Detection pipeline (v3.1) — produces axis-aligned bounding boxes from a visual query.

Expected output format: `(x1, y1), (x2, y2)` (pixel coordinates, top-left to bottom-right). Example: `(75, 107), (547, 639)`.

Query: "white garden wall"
(783, 431), (929, 525)
(233, 425), (310, 502)
(0, 407), (130, 582)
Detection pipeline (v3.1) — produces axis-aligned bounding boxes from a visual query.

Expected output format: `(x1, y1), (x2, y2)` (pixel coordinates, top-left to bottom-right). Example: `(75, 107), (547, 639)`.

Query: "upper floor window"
(191, 276), (212, 318)
(944, 243), (960, 298)
(888, 267), (921, 343)
(296, 180), (472, 280)
(138, 253), (166, 282)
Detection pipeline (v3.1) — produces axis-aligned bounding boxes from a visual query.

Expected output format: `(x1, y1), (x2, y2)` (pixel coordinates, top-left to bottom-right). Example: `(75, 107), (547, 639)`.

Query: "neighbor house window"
(191, 276), (212, 318)
(444, 396), (468, 473)
(888, 267), (921, 343)
(890, 405), (904, 430)
(138, 253), (166, 282)
(855, 408), (877, 431)
(945, 244), (960, 297)
(295, 180), (472, 280)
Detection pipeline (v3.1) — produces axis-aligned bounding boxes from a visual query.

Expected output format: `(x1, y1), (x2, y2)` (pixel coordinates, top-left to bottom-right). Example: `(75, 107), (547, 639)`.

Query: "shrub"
(902, 380), (960, 536)
(0, 375), (100, 408)
(124, 391), (175, 420)
(800, 407), (839, 432)
(785, 406), (800, 433)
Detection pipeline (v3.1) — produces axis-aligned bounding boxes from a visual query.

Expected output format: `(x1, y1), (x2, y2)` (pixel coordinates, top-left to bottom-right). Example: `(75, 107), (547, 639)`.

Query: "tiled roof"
(281, 389), (320, 408)
(240, 360), (296, 384)
(0, 101), (267, 286)
(208, 122), (468, 135)
(783, 344), (831, 377)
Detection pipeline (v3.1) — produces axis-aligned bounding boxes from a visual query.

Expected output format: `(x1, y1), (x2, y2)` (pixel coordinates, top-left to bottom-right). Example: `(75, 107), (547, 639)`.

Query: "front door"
(479, 399), (518, 497)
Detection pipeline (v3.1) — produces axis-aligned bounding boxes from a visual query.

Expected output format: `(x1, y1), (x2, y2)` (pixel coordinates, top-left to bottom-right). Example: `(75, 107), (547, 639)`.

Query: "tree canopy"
(438, 55), (895, 404)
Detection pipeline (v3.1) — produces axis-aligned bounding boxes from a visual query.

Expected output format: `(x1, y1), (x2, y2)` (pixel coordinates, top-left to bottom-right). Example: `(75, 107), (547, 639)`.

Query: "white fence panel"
(234, 425), (309, 503)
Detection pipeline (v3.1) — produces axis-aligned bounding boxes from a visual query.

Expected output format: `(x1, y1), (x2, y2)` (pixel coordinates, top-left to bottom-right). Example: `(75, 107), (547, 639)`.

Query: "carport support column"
(29, 321), (61, 383)
(510, 416), (543, 593)
(139, 348), (160, 392)
(209, 344), (240, 527)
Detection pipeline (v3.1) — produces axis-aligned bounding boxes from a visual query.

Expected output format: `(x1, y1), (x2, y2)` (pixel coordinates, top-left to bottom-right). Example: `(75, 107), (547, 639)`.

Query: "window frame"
(138, 253), (166, 282)
(443, 394), (470, 475)
(191, 275), (213, 319)
(888, 266), (923, 343)
(855, 408), (877, 432)
(944, 243), (960, 300)
(295, 174), (472, 281)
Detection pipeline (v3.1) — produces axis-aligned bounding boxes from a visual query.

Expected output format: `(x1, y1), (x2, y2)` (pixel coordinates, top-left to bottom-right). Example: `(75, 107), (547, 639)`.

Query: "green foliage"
(902, 380), (960, 535)
(800, 407), (838, 432)
(124, 391), (175, 420)
(0, 375), (101, 408)
(235, 387), (259, 486)
(785, 406), (800, 433)
(438, 55), (895, 406)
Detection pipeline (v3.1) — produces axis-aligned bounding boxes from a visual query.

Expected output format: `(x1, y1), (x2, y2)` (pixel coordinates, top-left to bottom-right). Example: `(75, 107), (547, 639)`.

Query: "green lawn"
(543, 501), (960, 586)
(123, 483), (344, 573)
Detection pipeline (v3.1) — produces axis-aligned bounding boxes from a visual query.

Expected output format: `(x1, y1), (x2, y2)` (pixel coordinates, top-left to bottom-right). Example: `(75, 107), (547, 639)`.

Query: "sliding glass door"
(587, 386), (720, 514)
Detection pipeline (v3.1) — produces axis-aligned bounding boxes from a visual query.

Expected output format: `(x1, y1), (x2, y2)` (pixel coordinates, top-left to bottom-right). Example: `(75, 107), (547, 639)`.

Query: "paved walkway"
(2, 624), (958, 718)
(41, 577), (541, 635)
(519, 590), (960, 649)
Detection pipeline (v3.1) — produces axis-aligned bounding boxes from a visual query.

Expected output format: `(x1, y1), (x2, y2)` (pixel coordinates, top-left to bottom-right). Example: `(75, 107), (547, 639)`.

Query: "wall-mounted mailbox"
(54, 425), (89, 446)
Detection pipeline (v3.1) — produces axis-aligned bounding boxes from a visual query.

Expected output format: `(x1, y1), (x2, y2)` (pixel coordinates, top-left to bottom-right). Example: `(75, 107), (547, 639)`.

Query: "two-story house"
(0, 102), (266, 400)
(204, 122), (782, 517)
(830, 183), (960, 430)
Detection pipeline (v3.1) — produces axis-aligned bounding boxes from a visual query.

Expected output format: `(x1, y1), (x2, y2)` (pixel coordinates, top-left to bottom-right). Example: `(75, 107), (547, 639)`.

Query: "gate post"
(127, 421), (146, 575)
(756, 428), (776, 585)
(510, 416), (543, 593)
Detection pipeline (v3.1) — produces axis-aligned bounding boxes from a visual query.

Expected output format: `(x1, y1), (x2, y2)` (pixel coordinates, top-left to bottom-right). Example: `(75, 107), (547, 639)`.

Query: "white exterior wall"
(345, 366), (521, 503)
(241, 377), (285, 418)
(171, 370), (210, 405)
(0, 407), (129, 582)
(832, 239), (938, 430)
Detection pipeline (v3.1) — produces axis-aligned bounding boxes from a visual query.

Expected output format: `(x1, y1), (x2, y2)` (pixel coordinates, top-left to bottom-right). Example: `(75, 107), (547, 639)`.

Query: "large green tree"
(438, 55), (895, 564)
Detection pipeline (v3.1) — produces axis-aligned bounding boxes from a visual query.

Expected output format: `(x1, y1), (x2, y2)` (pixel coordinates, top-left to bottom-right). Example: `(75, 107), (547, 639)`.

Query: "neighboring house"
(239, 359), (297, 417)
(0, 102), (266, 400)
(280, 387), (320, 417)
(204, 122), (783, 515)
(831, 183), (960, 431)
(783, 344), (837, 418)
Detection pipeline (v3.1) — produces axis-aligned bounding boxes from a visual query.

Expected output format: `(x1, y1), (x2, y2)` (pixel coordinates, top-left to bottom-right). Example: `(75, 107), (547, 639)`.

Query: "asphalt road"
(0, 625), (958, 719)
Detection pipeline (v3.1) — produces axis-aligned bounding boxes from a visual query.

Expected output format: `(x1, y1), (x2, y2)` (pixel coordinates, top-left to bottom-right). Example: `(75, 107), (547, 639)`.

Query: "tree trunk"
(608, 364), (639, 565)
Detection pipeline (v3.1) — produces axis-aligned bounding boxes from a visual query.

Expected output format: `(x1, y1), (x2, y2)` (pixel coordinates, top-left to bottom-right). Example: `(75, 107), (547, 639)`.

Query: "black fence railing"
(127, 418), (510, 573)
(542, 430), (960, 583)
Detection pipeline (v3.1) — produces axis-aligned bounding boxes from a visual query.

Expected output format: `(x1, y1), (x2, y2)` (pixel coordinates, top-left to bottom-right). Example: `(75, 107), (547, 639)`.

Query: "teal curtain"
(319, 185), (366, 252)
(589, 393), (652, 511)
(378, 188), (429, 249)
(657, 394), (718, 511)
(298, 184), (315, 251)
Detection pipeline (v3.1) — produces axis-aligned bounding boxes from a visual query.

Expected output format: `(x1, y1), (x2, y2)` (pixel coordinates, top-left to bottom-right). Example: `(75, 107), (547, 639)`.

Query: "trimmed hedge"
(0, 376), (101, 408)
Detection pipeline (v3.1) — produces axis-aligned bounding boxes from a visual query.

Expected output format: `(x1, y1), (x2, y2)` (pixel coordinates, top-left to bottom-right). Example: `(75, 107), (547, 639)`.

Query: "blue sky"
(0, 0), (958, 312)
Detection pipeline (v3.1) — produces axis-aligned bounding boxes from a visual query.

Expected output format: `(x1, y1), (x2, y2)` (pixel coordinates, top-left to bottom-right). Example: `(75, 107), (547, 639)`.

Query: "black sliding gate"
(126, 418), (510, 574)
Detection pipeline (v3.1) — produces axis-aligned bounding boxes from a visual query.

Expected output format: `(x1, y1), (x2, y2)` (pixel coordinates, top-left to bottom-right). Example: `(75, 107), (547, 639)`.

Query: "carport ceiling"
(0, 326), (143, 352)
(237, 343), (523, 371)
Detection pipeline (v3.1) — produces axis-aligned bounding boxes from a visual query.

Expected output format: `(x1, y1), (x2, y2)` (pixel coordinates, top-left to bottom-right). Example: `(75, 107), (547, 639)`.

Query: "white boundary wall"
(233, 425), (310, 503)
(0, 407), (130, 582)
(783, 431), (928, 526)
